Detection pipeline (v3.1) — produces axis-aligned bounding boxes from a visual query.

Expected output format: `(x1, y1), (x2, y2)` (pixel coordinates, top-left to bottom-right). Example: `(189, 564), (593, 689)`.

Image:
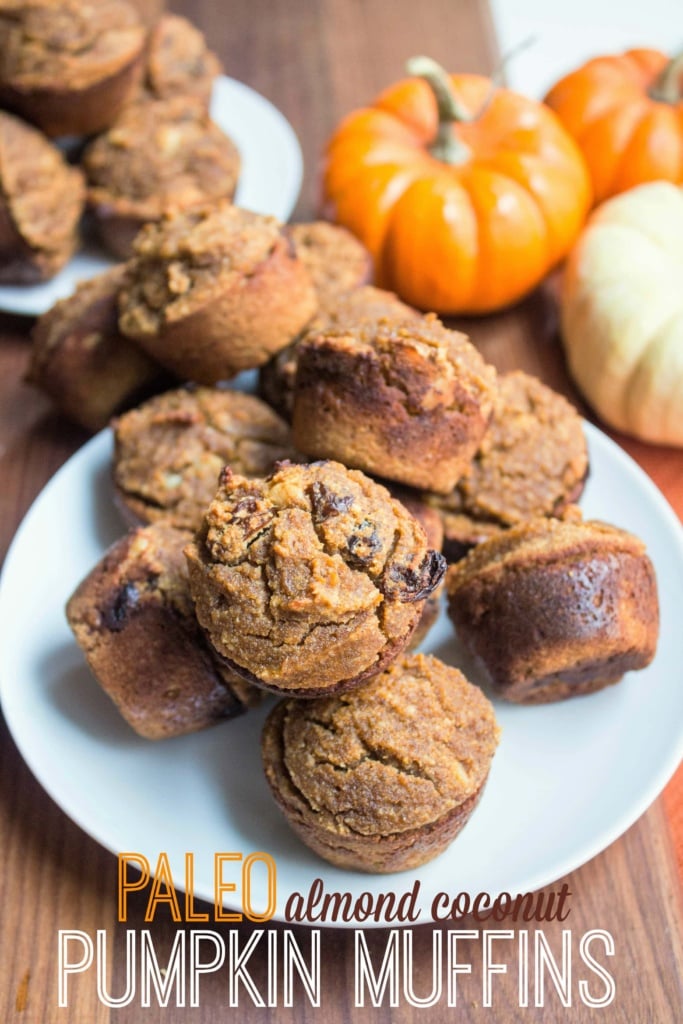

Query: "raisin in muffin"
(261, 652), (500, 872)
(185, 460), (446, 696)
(0, 110), (84, 282)
(291, 314), (497, 493)
(446, 517), (659, 704)
(390, 486), (445, 650)
(259, 284), (420, 420)
(113, 387), (296, 531)
(118, 202), (318, 384)
(67, 523), (262, 740)
(28, 267), (170, 431)
(142, 13), (221, 107)
(427, 371), (589, 560)
(0, 0), (146, 137)
(83, 96), (240, 259)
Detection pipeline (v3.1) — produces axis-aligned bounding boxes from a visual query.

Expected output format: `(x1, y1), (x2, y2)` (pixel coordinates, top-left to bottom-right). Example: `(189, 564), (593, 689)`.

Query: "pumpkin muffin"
(185, 460), (446, 697)
(427, 371), (589, 560)
(83, 96), (240, 259)
(291, 314), (497, 493)
(129, 0), (164, 29)
(446, 517), (659, 704)
(28, 267), (170, 431)
(118, 202), (318, 384)
(390, 486), (445, 650)
(0, 0), (147, 137)
(142, 13), (221, 107)
(113, 386), (296, 531)
(259, 284), (419, 420)
(286, 221), (372, 309)
(67, 522), (262, 741)
(261, 652), (500, 873)
(0, 110), (84, 282)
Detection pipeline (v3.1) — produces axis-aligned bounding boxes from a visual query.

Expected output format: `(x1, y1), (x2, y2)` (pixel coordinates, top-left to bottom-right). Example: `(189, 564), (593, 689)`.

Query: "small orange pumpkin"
(545, 48), (683, 204)
(322, 57), (591, 315)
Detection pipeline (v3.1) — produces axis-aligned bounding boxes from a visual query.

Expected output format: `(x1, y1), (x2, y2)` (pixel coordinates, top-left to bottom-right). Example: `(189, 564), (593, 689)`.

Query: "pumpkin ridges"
(574, 99), (651, 201)
(612, 105), (683, 194)
(624, 312), (683, 443)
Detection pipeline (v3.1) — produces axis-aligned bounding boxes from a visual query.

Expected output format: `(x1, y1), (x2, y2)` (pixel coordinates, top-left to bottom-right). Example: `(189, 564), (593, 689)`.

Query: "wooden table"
(1, 1), (682, 1021)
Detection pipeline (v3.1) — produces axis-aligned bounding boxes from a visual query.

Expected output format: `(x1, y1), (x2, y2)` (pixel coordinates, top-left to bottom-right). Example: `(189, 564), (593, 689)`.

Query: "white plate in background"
(0, 423), (682, 926)
(0, 76), (303, 318)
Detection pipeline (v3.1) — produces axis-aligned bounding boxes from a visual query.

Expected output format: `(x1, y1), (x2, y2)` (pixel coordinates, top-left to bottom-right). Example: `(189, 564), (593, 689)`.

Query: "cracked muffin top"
(426, 371), (588, 554)
(113, 387), (296, 531)
(0, 0), (145, 91)
(263, 652), (500, 837)
(185, 460), (446, 695)
(83, 95), (240, 222)
(143, 13), (221, 105)
(0, 109), (84, 282)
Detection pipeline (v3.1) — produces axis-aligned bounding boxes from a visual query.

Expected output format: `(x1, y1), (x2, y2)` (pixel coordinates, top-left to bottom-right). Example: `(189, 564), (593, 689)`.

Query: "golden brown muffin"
(427, 371), (589, 561)
(142, 13), (221, 107)
(0, 0), (146, 137)
(261, 652), (500, 873)
(291, 315), (497, 494)
(83, 96), (240, 259)
(259, 284), (419, 420)
(0, 110), (84, 282)
(286, 221), (372, 309)
(185, 460), (446, 697)
(112, 386), (297, 531)
(67, 522), (262, 740)
(118, 202), (318, 384)
(28, 267), (170, 431)
(447, 517), (659, 704)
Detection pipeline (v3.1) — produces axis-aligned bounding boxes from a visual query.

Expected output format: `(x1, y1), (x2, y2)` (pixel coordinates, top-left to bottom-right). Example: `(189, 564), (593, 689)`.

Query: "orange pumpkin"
(322, 57), (592, 315)
(545, 49), (683, 204)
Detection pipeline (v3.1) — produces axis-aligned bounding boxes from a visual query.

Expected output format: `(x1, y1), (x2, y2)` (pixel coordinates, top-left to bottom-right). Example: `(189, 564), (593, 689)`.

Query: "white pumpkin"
(561, 181), (683, 447)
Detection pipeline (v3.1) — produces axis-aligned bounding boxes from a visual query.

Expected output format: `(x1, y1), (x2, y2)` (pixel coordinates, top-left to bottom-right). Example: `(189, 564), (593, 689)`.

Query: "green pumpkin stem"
(405, 56), (472, 164)
(649, 50), (683, 104)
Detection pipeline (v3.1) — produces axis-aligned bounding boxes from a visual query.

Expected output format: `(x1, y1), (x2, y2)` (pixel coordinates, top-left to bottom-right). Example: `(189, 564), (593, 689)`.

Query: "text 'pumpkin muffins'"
(185, 460), (446, 696)
(67, 523), (262, 741)
(291, 314), (497, 493)
(118, 202), (318, 384)
(0, 110), (84, 283)
(261, 652), (500, 873)
(447, 517), (659, 704)
(0, 0), (147, 137)
(112, 386), (296, 532)
(426, 370), (589, 560)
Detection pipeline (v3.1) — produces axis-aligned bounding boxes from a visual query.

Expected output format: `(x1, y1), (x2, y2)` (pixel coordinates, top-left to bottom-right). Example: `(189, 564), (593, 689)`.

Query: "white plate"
(1, 423), (682, 927)
(0, 76), (303, 317)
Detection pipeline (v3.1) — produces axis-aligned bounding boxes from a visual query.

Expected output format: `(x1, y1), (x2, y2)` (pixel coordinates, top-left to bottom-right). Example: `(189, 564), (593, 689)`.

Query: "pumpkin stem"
(405, 55), (472, 164)
(649, 50), (683, 103)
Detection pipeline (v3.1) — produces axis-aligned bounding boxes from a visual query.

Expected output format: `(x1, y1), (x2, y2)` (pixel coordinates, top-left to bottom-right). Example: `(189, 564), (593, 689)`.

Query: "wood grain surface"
(1, 1), (682, 1022)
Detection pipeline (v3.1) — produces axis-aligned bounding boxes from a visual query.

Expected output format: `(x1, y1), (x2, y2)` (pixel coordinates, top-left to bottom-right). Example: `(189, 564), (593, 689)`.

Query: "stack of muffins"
(0, 0), (238, 282)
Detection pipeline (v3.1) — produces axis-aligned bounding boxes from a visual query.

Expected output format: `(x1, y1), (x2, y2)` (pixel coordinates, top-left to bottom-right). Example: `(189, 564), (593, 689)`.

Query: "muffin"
(261, 652), (500, 873)
(28, 267), (170, 431)
(67, 522), (262, 740)
(0, 0), (147, 137)
(0, 110), (84, 282)
(118, 202), (318, 384)
(390, 486), (445, 650)
(286, 221), (372, 309)
(446, 517), (659, 704)
(185, 460), (446, 697)
(142, 13), (221, 107)
(128, 0), (164, 29)
(427, 371), (589, 560)
(291, 315), (497, 493)
(83, 96), (240, 259)
(259, 284), (419, 420)
(112, 386), (296, 531)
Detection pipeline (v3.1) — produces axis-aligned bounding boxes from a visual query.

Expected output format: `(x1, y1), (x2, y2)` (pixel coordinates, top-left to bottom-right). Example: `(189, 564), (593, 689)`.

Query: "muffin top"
(83, 96), (239, 220)
(0, 0), (145, 91)
(113, 387), (296, 530)
(118, 202), (285, 335)
(269, 652), (500, 836)
(144, 13), (221, 104)
(429, 371), (588, 533)
(287, 221), (372, 308)
(0, 108), (84, 273)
